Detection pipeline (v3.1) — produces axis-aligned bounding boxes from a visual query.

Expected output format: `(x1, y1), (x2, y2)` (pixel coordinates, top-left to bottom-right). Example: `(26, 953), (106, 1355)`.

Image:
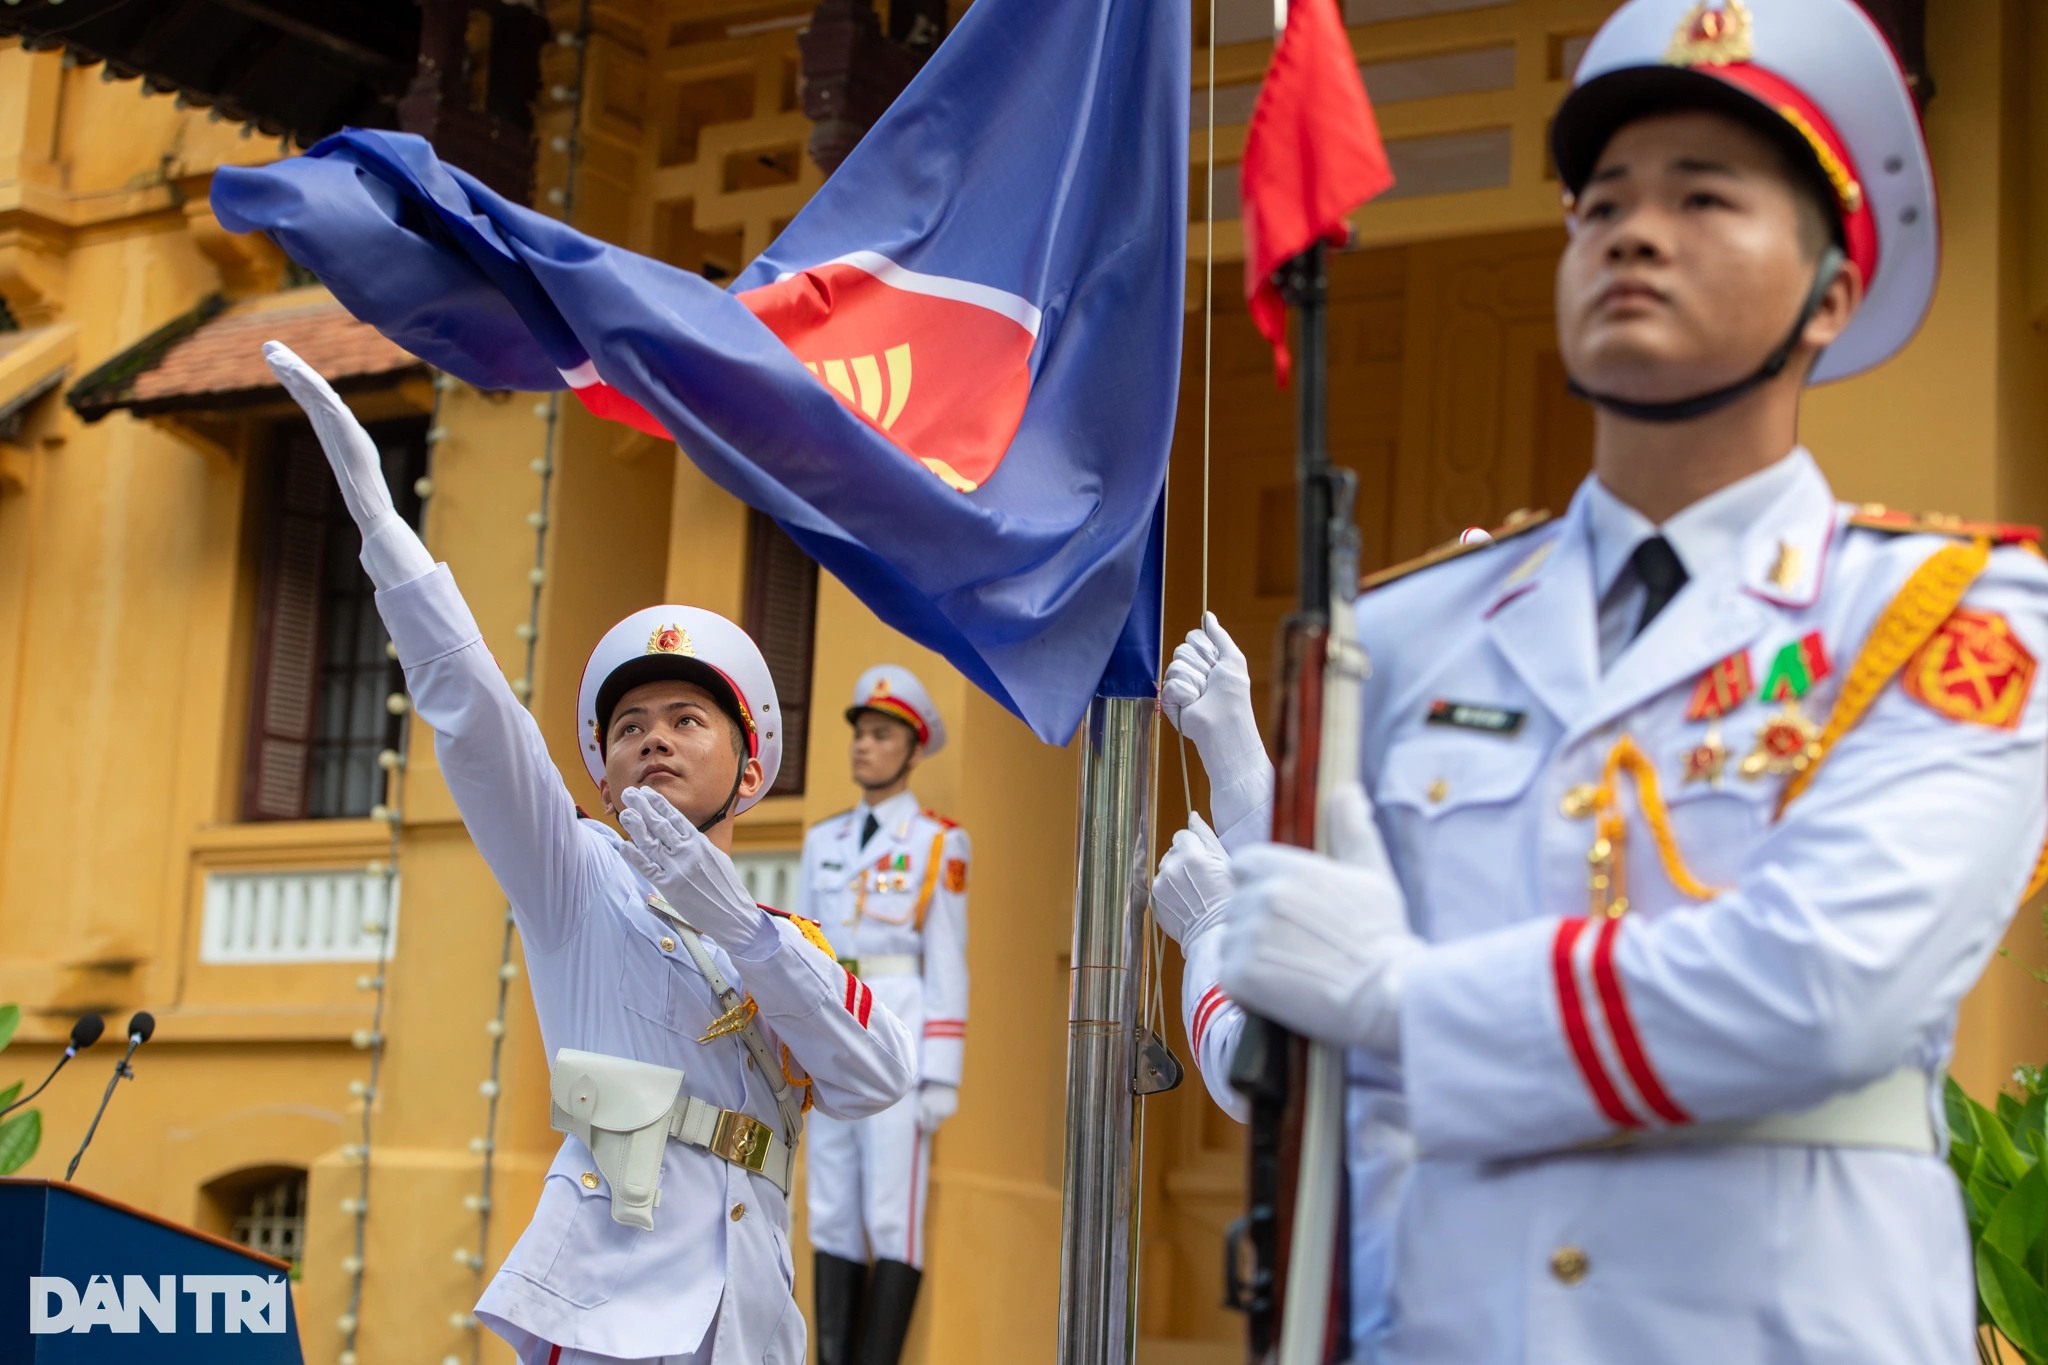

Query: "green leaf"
(1988, 1163), (2048, 1266)
(0, 1082), (18, 1111)
(2024, 1092), (2048, 1164)
(1983, 1105), (2037, 1184)
(0, 1109), (38, 1175)
(1978, 1240), (2048, 1364)
(1954, 1076), (1985, 1140)
(0, 1004), (18, 1053)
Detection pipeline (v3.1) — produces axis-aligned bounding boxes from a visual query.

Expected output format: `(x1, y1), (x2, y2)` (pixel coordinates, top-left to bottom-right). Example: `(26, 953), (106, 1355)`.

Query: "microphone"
(65, 1012), (153, 1183)
(0, 1014), (105, 1118)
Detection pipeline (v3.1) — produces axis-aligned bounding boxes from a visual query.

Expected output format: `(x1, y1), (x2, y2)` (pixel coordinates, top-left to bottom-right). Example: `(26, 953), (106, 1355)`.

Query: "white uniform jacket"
(796, 791), (969, 1086)
(378, 565), (917, 1362)
(1344, 451), (2048, 1364)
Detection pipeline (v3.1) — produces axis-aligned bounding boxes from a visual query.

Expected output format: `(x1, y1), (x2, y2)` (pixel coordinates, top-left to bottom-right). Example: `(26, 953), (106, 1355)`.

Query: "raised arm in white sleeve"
(1161, 612), (1274, 844)
(1153, 815), (1249, 1121)
(270, 343), (602, 955)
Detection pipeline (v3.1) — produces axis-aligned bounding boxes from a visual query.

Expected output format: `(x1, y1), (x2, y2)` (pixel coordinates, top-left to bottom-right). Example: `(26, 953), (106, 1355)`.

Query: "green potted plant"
(0, 1003), (44, 1174)
(1948, 1068), (2048, 1363)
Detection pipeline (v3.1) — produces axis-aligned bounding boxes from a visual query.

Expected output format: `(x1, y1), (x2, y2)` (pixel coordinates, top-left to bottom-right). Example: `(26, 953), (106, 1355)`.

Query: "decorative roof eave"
(67, 291), (425, 423)
(0, 320), (78, 440)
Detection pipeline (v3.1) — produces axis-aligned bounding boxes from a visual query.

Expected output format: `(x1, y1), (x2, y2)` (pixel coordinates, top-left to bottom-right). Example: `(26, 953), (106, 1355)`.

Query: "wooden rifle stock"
(1224, 240), (1356, 1365)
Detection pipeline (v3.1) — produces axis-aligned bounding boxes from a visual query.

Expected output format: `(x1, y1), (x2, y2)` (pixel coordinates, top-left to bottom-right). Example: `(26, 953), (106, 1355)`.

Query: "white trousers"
(805, 1085), (934, 1267)
(516, 1292), (806, 1365)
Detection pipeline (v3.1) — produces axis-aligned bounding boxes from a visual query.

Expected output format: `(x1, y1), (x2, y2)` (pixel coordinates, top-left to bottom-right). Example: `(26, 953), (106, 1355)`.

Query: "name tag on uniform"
(1425, 699), (1525, 736)
(822, 861), (844, 871)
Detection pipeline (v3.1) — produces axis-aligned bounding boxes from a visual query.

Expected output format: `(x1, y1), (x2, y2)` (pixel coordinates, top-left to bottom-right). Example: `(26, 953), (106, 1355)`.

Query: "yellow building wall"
(4, 2), (2048, 1363)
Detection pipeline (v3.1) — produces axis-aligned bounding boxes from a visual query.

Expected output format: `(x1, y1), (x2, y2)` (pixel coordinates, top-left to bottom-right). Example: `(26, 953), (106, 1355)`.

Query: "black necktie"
(1631, 535), (1688, 639)
(860, 812), (880, 848)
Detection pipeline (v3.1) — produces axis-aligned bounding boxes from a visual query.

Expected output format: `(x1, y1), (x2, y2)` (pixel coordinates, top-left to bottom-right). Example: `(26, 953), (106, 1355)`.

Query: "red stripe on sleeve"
(923, 1019), (966, 1038)
(857, 982), (874, 1029)
(1591, 915), (1691, 1125)
(844, 970), (859, 1016)
(1191, 986), (1229, 1052)
(1551, 917), (1641, 1128)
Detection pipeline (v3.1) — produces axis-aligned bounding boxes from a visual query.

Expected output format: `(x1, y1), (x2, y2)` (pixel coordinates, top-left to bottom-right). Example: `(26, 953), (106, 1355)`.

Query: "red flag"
(1239, 0), (1394, 386)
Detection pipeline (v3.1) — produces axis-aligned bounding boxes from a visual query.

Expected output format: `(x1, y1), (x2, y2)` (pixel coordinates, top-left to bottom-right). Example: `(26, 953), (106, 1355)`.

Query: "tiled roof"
(70, 293), (423, 421)
(133, 302), (415, 403)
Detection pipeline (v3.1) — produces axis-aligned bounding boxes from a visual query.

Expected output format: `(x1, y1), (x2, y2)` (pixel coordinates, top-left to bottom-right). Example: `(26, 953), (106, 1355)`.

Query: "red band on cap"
(705, 663), (761, 759)
(860, 695), (930, 745)
(1703, 62), (1878, 290)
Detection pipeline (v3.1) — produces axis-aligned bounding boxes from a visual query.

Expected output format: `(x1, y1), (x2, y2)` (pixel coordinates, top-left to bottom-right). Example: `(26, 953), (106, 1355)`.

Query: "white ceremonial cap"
(576, 606), (782, 813)
(1552, 0), (1936, 383)
(846, 664), (946, 757)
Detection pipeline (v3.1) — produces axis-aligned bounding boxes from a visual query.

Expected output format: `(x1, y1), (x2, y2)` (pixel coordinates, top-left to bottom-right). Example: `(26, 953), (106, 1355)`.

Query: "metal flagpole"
(1058, 694), (1155, 1365)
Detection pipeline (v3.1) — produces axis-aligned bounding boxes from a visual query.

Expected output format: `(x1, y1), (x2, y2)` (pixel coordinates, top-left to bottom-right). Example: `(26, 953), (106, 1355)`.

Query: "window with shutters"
(241, 418), (428, 822)
(201, 1167), (307, 1273)
(741, 508), (818, 798)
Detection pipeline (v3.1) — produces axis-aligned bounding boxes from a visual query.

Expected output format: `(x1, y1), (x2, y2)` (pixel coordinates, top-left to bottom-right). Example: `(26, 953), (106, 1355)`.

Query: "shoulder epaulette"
(764, 906), (837, 958)
(1848, 504), (2041, 547)
(922, 808), (960, 830)
(1359, 508), (1555, 592)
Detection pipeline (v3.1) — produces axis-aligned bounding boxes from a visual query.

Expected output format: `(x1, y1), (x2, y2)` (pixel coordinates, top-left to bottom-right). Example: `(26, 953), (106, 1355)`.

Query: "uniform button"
(581, 1172), (600, 1190)
(1560, 784), (1599, 819)
(660, 936), (676, 952)
(1549, 1246), (1589, 1285)
(730, 1203), (746, 1221)
(1426, 778), (1449, 804)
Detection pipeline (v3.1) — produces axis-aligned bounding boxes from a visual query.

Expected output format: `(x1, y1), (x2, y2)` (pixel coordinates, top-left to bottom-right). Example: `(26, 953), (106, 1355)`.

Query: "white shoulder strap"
(646, 895), (806, 1146)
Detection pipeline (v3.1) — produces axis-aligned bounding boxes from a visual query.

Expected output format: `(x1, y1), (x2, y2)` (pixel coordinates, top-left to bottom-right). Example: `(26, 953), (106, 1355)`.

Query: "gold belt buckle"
(711, 1109), (773, 1173)
(838, 957), (861, 979)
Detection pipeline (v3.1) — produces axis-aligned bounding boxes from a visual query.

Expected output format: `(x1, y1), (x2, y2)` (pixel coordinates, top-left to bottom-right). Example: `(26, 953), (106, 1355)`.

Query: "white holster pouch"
(550, 899), (810, 1231)
(550, 1049), (797, 1230)
(550, 1050), (687, 1231)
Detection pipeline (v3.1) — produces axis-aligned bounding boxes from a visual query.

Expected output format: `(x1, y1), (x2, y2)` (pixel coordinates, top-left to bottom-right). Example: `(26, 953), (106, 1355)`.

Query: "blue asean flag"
(211, 0), (1186, 745)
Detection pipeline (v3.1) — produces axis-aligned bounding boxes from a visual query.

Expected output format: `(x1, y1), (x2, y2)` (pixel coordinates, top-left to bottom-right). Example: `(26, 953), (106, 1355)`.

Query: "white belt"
(550, 1049), (793, 1231)
(669, 1093), (794, 1193)
(1592, 1067), (1935, 1154)
(840, 953), (920, 978)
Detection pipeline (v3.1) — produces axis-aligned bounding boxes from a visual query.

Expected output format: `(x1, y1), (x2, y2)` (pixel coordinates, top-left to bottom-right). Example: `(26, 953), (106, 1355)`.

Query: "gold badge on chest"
(1739, 632), (1831, 779)
(1680, 649), (1753, 787)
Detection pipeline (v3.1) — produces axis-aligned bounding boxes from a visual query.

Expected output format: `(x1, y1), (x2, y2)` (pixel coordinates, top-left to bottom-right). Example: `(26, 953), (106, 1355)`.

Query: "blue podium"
(0, 1177), (303, 1361)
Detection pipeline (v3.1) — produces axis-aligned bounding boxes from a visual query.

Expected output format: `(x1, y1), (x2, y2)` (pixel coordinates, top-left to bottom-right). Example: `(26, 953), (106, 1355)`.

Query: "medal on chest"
(1739, 631), (1832, 779)
(1680, 649), (1753, 785)
(852, 851), (914, 927)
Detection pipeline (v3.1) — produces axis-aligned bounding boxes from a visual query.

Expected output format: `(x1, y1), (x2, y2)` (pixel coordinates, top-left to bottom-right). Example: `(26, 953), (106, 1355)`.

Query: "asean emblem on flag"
(1902, 609), (2037, 729)
(740, 251), (1041, 494)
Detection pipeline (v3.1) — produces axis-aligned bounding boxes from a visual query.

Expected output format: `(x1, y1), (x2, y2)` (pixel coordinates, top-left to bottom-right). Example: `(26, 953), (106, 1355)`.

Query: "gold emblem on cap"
(873, 677), (891, 696)
(1665, 0), (1753, 67)
(646, 624), (695, 656)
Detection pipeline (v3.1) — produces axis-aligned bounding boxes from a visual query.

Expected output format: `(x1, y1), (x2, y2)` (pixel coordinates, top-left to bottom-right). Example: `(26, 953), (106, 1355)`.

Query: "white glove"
(916, 1081), (959, 1133)
(1160, 612), (1273, 836)
(1151, 814), (1231, 948)
(263, 340), (433, 592)
(617, 787), (777, 959)
(1219, 782), (1420, 1061)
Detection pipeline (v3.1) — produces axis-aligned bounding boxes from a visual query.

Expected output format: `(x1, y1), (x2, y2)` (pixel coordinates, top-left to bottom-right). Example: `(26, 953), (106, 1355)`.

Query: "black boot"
(815, 1251), (868, 1365)
(856, 1258), (923, 1365)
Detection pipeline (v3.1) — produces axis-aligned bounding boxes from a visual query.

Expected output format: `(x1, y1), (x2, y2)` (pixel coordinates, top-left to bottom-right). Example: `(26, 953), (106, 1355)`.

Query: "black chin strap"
(862, 741), (921, 798)
(1568, 244), (1845, 424)
(694, 757), (749, 835)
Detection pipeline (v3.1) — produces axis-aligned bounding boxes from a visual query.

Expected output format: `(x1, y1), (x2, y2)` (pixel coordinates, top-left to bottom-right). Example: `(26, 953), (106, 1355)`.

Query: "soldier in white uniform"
(1177, 3), (2048, 1361)
(798, 666), (969, 1365)
(262, 343), (916, 1365)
